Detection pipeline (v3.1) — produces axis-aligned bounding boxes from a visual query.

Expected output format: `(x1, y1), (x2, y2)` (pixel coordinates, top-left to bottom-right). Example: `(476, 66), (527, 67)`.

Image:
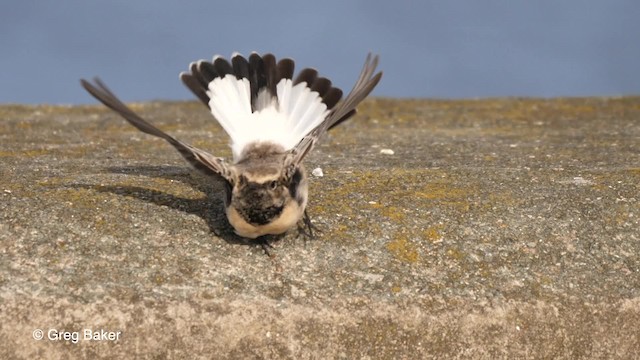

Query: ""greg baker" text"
(47, 328), (122, 343)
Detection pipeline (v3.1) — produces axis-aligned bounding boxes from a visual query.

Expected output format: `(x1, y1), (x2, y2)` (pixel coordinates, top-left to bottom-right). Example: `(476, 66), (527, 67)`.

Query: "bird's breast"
(226, 200), (304, 239)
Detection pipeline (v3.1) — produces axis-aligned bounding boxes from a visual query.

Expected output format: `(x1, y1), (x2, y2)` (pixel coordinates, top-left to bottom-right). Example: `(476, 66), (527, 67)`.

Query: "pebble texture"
(1, 98), (639, 358)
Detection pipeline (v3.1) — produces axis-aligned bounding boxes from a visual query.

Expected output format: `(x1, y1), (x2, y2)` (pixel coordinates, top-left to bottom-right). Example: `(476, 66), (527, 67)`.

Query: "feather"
(262, 53), (278, 98)
(80, 78), (232, 181)
(178, 52), (379, 163)
(213, 56), (233, 76)
(198, 61), (218, 83)
(248, 53), (266, 109)
(293, 68), (317, 87)
(232, 54), (250, 80)
(179, 72), (208, 105)
(311, 77), (331, 96)
(276, 58), (295, 81)
(322, 87), (343, 111)
(290, 53), (382, 165)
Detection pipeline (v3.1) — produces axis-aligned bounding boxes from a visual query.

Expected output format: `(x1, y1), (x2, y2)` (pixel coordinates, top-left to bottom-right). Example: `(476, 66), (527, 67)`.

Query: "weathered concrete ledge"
(1, 98), (639, 358)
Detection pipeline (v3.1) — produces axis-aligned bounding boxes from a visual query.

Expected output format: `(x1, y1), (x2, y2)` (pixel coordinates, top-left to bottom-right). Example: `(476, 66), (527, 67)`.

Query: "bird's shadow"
(70, 165), (280, 247)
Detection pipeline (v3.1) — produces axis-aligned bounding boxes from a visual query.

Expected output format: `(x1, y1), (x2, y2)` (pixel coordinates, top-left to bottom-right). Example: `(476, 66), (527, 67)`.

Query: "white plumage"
(207, 74), (329, 160)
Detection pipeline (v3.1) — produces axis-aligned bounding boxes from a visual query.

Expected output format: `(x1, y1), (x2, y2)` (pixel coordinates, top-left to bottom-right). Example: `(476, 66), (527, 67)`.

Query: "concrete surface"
(1, 98), (639, 359)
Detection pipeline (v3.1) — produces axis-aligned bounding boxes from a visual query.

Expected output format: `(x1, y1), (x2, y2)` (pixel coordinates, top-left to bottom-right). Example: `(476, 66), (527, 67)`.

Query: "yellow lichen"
(386, 235), (419, 263)
(423, 225), (444, 242)
(379, 206), (406, 222)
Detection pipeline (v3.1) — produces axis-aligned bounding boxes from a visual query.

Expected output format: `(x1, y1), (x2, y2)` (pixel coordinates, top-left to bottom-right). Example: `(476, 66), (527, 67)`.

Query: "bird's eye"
(269, 180), (278, 190)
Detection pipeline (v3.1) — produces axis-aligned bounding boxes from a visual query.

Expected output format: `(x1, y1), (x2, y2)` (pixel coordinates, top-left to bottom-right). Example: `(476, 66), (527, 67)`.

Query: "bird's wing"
(80, 78), (233, 181)
(288, 53), (382, 165)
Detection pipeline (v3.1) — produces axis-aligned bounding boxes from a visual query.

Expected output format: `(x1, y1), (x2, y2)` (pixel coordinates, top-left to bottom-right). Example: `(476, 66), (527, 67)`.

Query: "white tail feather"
(207, 76), (328, 161)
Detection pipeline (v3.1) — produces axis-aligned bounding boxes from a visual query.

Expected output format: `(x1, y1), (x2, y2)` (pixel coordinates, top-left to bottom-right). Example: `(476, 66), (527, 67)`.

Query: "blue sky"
(1, 1), (639, 104)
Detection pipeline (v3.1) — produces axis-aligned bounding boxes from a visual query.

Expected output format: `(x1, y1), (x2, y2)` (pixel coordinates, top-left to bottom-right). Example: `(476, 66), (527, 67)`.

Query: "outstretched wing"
(289, 53), (382, 165)
(80, 78), (233, 181)
(179, 53), (345, 161)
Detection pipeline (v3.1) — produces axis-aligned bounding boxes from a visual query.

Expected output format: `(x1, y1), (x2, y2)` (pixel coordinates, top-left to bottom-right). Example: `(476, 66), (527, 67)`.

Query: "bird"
(81, 52), (382, 247)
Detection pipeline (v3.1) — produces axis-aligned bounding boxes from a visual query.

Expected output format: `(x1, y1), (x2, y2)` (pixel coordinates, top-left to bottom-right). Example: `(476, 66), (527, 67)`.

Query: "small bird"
(81, 52), (382, 245)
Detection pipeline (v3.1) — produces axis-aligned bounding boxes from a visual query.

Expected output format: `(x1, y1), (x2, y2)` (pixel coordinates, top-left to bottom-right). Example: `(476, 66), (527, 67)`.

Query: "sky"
(1, 1), (639, 104)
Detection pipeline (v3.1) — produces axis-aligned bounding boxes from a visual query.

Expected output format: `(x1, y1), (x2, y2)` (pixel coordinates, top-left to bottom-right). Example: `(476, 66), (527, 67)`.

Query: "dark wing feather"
(276, 58), (295, 81)
(213, 56), (233, 77)
(289, 53), (382, 165)
(322, 87), (343, 111)
(179, 52), (355, 135)
(248, 53), (266, 110)
(179, 72), (209, 105)
(80, 78), (232, 181)
(293, 68), (318, 87)
(310, 77), (331, 96)
(262, 53), (278, 97)
(198, 61), (219, 83)
(232, 55), (250, 80)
